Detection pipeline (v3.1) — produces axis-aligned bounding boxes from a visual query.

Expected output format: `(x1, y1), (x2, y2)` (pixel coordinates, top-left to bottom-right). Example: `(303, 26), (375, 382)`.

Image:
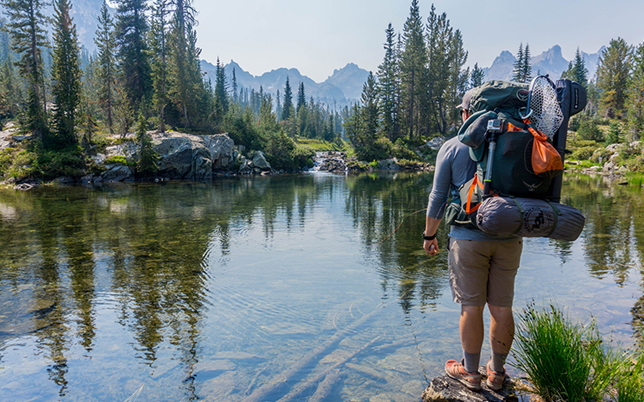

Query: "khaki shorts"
(447, 238), (523, 307)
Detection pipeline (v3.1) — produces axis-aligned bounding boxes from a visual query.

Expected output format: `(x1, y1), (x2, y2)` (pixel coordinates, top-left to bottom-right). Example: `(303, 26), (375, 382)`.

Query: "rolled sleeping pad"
(476, 196), (585, 241)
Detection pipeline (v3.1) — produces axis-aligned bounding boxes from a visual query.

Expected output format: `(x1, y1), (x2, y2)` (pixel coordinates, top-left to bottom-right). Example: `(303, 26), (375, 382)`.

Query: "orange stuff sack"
(526, 124), (563, 179)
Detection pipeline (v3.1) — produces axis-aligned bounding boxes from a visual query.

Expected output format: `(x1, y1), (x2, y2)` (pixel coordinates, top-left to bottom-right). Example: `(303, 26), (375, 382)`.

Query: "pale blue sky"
(193, 0), (644, 82)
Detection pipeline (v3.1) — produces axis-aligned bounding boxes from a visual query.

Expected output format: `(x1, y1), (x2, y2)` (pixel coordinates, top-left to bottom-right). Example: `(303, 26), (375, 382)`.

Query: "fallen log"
(242, 303), (384, 402)
(277, 336), (381, 402)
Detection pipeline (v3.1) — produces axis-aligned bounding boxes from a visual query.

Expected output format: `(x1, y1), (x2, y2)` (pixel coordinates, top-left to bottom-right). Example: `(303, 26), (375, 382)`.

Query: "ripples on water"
(0, 173), (642, 401)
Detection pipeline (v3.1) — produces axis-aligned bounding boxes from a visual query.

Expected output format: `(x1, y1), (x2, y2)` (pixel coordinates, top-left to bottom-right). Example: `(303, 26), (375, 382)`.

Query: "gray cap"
(456, 88), (475, 111)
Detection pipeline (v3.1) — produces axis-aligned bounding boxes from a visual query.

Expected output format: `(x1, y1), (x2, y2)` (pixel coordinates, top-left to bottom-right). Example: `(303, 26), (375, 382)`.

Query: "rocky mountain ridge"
(484, 45), (606, 82)
(200, 60), (369, 107)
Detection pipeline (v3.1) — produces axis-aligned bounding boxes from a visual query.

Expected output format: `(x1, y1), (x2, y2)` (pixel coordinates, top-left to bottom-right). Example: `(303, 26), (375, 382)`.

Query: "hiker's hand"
(424, 238), (439, 256)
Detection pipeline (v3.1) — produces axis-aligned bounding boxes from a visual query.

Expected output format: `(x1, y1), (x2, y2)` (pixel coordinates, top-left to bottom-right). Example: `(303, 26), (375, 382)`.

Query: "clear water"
(0, 173), (642, 401)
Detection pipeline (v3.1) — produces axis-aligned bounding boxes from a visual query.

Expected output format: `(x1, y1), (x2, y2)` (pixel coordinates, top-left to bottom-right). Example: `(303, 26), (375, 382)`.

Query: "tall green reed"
(511, 303), (643, 402)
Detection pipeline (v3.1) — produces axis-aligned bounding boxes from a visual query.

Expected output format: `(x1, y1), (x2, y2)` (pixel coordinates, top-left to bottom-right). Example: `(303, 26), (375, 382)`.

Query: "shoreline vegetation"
(0, 1), (642, 187)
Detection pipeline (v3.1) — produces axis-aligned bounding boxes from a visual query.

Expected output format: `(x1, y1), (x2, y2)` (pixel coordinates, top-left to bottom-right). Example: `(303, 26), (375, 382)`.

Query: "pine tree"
(597, 37), (632, 118)
(400, 0), (428, 141)
(148, 0), (171, 132)
(135, 113), (158, 176)
(427, 4), (457, 134)
(1, 0), (49, 140)
(50, 0), (82, 148)
(561, 48), (588, 87)
(512, 43), (524, 82)
(296, 81), (306, 113)
(213, 57), (228, 125)
(95, 0), (116, 134)
(447, 29), (468, 131)
(470, 63), (485, 88)
(523, 43), (532, 83)
(115, 0), (152, 115)
(168, 0), (201, 128)
(376, 23), (400, 141)
(627, 42), (644, 140)
(281, 77), (293, 121)
(232, 67), (238, 104)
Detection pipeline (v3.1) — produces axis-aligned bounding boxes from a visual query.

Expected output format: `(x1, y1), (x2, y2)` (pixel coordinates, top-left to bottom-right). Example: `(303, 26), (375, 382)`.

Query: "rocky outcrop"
(151, 132), (236, 180)
(422, 368), (519, 402)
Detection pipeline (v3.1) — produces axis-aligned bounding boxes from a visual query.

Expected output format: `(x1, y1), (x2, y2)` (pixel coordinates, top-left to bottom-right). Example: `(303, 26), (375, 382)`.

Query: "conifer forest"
(0, 0), (641, 180)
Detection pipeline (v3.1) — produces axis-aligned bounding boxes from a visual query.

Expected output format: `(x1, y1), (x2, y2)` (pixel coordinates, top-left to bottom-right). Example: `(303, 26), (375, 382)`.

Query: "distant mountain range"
(484, 45), (605, 82)
(6, 0), (605, 105)
(200, 60), (369, 107)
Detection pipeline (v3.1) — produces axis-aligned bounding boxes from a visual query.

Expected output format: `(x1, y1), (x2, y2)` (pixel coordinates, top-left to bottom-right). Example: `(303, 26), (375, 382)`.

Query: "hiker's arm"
(424, 143), (452, 256)
(424, 216), (441, 255)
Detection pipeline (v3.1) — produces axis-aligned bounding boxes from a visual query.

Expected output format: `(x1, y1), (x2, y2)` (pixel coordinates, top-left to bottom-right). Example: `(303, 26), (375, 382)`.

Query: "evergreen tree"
(376, 23), (400, 141)
(470, 62), (485, 88)
(50, 0), (82, 147)
(281, 76), (293, 121)
(523, 43), (532, 83)
(115, 0), (151, 115)
(213, 57), (228, 125)
(1, 0), (49, 140)
(135, 113), (158, 176)
(512, 43), (524, 82)
(597, 37), (632, 118)
(95, 0), (116, 134)
(561, 48), (588, 87)
(400, 0), (428, 141)
(168, 0), (202, 128)
(296, 81), (306, 113)
(427, 4), (458, 134)
(232, 67), (238, 104)
(627, 41), (644, 140)
(447, 28), (468, 131)
(0, 60), (21, 121)
(347, 73), (388, 161)
(148, 0), (171, 132)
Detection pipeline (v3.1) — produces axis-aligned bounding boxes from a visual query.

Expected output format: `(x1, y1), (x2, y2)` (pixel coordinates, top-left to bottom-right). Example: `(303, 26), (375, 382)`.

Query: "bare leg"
(488, 304), (514, 354)
(460, 305), (485, 353)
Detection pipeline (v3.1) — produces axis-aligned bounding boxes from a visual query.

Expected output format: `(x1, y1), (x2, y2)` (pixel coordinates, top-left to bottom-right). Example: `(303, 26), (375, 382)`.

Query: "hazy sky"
(193, 0), (644, 82)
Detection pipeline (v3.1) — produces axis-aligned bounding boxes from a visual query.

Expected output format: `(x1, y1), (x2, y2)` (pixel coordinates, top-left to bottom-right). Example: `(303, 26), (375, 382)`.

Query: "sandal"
(445, 359), (482, 391)
(486, 360), (506, 391)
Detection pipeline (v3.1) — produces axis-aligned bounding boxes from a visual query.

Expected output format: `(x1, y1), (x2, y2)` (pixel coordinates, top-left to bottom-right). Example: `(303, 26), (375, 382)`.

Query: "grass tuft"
(511, 303), (644, 402)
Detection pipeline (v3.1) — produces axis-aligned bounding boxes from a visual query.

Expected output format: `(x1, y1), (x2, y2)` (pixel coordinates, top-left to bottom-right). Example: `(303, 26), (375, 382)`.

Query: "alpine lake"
(0, 172), (643, 402)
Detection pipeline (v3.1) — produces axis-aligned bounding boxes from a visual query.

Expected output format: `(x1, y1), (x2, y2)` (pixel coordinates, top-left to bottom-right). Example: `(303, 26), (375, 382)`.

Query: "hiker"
(422, 89), (523, 392)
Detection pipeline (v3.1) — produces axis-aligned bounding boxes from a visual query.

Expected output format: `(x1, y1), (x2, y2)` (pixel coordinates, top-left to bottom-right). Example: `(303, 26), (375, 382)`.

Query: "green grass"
(294, 137), (348, 152)
(624, 172), (644, 186)
(511, 303), (644, 402)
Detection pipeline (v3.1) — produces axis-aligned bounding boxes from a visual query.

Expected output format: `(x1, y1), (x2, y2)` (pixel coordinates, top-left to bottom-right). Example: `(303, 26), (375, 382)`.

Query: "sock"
(463, 351), (480, 373)
(491, 351), (508, 373)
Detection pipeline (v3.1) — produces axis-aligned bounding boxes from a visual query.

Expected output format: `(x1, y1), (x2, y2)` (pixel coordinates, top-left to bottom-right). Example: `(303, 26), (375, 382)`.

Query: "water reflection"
(0, 173), (642, 400)
(344, 173), (448, 313)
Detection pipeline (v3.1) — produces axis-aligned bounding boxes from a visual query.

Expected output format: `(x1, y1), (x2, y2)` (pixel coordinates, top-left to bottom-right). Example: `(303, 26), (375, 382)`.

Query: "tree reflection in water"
(0, 172), (643, 400)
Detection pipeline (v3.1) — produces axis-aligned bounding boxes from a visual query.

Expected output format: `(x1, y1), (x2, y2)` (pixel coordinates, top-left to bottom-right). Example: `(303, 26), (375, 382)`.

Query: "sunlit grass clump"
(511, 303), (644, 402)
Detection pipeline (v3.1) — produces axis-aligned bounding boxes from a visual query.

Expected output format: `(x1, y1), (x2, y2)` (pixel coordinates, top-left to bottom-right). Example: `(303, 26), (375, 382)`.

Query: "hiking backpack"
(444, 79), (580, 233)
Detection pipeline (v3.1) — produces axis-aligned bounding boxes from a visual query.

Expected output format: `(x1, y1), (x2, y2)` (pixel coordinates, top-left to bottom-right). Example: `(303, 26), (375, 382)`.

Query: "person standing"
(423, 90), (523, 392)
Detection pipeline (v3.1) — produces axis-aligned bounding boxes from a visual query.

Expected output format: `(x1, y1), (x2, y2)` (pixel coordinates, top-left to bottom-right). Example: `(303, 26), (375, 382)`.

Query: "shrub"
(578, 119), (604, 142)
(104, 155), (130, 165)
(38, 147), (85, 179)
(293, 145), (315, 169)
(392, 138), (419, 161)
(571, 147), (596, 161)
(264, 132), (296, 171)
